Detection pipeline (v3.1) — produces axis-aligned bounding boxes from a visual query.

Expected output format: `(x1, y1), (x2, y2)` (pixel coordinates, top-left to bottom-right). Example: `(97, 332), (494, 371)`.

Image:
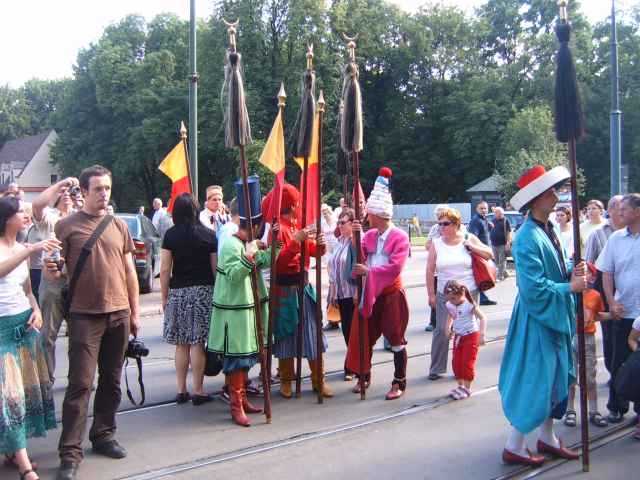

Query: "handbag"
(204, 344), (224, 377)
(465, 234), (497, 292)
(327, 303), (341, 323)
(63, 215), (114, 317)
(614, 349), (640, 403)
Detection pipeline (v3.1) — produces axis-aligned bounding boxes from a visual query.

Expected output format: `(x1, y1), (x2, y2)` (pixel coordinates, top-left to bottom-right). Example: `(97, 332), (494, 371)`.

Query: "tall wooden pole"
(265, 83), (287, 400)
(353, 150), (365, 400)
(315, 91), (326, 404)
(555, 1), (589, 470)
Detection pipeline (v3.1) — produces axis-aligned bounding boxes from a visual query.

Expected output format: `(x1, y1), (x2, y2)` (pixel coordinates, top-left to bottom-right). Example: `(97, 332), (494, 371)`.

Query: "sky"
(0, 0), (631, 87)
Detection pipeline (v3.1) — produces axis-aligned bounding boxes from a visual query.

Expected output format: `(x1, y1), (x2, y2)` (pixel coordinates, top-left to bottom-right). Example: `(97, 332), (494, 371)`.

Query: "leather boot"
(308, 358), (333, 398)
(228, 372), (250, 427)
(242, 371), (263, 414)
(278, 358), (294, 399)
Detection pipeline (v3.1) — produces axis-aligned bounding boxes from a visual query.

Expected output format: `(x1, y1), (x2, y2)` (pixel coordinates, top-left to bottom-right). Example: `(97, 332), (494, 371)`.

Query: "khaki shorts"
(572, 333), (598, 389)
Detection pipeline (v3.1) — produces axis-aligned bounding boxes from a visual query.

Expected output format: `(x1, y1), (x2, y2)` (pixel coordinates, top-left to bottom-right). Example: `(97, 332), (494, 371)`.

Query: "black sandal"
(564, 410), (577, 427)
(589, 412), (608, 427)
(19, 469), (39, 480)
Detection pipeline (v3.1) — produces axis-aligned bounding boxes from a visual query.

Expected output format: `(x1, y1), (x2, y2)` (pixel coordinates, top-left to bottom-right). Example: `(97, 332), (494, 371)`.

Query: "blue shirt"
(468, 213), (490, 246)
(596, 227), (640, 318)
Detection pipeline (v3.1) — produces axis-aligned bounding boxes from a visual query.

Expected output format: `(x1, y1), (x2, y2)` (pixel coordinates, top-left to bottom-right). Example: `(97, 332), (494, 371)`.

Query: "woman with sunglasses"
(426, 207), (492, 381)
(327, 208), (358, 380)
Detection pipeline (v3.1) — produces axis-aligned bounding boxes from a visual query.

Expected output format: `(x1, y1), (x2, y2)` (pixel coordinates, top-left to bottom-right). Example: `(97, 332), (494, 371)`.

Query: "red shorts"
(452, 332), (480, 381)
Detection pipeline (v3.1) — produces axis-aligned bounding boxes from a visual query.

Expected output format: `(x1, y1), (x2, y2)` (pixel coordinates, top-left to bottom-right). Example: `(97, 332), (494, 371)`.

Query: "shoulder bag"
(62, 215), (114, 317)
(465, 233), (496, 292)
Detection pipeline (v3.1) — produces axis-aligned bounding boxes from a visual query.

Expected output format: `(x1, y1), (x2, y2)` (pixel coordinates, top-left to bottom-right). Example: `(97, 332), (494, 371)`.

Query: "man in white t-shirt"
(199, 185), (230, 234)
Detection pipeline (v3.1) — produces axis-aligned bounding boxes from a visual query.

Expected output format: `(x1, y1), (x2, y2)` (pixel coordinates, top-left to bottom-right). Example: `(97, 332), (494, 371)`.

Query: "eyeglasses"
(438, 221), (452, 227)
(338, 220), (352, 225)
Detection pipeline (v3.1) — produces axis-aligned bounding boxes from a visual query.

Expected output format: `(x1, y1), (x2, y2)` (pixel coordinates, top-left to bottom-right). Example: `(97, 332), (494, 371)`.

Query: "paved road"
(22, 250), (638, 479)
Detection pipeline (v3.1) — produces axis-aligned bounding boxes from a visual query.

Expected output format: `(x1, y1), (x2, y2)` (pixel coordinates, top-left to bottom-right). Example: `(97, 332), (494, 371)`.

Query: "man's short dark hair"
(79, 165), (112, 191)
(172, 193), (199, 225)
(0, 197), (20, 235)
(622, 193), (640, 209)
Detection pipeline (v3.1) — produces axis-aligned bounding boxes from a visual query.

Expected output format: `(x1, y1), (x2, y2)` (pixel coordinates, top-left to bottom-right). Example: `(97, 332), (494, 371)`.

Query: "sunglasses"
(438, 221), (452, 227)
(338, 220), (352, 225)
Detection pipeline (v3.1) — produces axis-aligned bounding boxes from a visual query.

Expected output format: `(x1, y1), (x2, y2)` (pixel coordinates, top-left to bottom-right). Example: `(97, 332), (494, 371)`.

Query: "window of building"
(50, 174), (58, 184)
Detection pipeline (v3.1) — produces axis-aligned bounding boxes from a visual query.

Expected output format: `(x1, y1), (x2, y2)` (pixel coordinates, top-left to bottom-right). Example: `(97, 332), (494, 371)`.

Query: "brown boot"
(242, 371), (263, 414)
(278, 358), (294, 399)
(229, 371), (250, 427)
(308, 358), (333, 398)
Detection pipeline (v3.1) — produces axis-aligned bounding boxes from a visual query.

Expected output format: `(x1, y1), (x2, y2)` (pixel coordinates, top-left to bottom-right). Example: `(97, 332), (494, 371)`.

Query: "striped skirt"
(0, 309), (56, 454)
(273, 285), (327, 360)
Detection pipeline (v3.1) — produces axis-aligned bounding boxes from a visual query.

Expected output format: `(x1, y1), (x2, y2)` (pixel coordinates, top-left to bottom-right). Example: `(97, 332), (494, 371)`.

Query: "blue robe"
(499, 217), (576, 434)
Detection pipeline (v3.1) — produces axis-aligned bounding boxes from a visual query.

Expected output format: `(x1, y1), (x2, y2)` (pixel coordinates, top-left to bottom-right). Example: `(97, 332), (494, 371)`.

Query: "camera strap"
(124, 356), (146, 406)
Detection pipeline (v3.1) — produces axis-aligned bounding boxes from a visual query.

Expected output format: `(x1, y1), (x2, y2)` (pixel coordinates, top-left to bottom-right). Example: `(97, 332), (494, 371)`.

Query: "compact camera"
(69, 185), (81, 198)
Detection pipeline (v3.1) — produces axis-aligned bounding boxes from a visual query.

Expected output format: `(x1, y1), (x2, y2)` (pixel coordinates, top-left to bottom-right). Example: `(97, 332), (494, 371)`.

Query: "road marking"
(119, 384), (502, 480)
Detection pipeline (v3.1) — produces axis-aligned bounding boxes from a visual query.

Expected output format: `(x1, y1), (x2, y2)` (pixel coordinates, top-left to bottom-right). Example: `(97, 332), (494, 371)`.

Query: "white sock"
(505, 427), (527, 456)
(538, 418), (560, 448)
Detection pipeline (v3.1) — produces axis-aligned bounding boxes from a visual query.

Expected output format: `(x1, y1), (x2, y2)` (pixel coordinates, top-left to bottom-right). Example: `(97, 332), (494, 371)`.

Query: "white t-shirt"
(0, 249), (31, 316)
(446, 300), (479, 335)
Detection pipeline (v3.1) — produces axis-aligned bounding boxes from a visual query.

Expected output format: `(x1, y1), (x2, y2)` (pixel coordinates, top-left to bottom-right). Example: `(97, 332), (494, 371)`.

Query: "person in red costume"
(264, 183), (332, 399)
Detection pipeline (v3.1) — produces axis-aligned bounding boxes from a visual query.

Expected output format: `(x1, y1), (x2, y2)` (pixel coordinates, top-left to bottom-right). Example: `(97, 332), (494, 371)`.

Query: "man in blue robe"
(499, 165), (587, 466)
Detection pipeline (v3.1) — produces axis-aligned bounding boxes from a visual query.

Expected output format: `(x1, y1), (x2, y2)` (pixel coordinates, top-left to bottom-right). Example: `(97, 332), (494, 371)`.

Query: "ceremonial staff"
(336, 101), (350, 206)
(315, 90), (326, 404)
(290, 45), (317, 397)
(340, 34), (366, 400)
(554, 1), (589, 470)
(221, 19), (272, 423)
(265, 83), (287, 399)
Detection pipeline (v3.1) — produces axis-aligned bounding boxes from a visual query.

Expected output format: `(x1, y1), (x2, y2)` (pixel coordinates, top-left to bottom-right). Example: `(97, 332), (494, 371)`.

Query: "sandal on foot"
(459, 386), (471, 398)
(449, 387), (464, 400)
(19, 469), (39, 480)
(589, 412), (608, 428)
(4, 455), (38, 471)
(564, 410), (577, 427)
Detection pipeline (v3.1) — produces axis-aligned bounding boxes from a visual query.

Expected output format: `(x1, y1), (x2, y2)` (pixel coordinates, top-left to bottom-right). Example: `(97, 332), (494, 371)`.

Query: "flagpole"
(555, 1), (589, 470)
(341, 33), (367, 400)
(179, 121), (193, 193)
(315, 91), (326, 404)
(222, 19), (272, 423)
(265, 83), (287, 401)
(294, 45), (316, 398)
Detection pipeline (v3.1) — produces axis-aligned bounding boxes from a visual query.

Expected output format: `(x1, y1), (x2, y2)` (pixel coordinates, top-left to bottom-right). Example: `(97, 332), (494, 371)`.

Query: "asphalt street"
(19, 249), (639, 479)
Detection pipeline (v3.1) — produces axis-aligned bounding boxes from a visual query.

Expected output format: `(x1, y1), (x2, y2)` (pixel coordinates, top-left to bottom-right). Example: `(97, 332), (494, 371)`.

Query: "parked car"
(116, 213), (161, 294)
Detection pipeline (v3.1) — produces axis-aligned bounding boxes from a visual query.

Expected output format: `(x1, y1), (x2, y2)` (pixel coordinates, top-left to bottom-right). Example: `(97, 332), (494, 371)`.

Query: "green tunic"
(208, 236), (272, 357)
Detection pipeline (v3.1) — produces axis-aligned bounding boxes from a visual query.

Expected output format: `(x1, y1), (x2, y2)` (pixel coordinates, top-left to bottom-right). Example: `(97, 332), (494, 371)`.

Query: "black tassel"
(222, 50), (252, 148)
(554, 21), (584, 143)
(290, 70), (316, 158)
(340, 62), (363, 153)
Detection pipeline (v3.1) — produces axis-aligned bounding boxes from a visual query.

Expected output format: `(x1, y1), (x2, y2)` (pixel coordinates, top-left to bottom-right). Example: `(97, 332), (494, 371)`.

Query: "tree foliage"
(1, 1), (639, 209)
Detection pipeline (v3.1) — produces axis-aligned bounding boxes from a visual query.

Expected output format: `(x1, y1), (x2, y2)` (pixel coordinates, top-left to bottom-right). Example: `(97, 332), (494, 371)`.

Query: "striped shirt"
(328, 237), (356, 299)
(584, 221), (614, 264)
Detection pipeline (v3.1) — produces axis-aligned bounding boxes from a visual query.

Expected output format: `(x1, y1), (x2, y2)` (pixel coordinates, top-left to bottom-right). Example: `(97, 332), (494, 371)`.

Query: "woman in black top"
(160, 193), (217, 405)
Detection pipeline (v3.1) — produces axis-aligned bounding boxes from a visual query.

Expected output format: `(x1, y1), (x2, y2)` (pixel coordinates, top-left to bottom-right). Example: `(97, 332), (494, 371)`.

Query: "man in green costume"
(208, 176), (277, 427)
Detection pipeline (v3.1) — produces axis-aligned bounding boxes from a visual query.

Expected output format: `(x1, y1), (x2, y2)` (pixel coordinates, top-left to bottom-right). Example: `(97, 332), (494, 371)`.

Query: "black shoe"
(607, 411), (625, 424)
(192, 393), (214, 406)
(424, 324), (434, 332)
(175, 392), (191, 404)
(480, 299), (497, 306)
(56, 461), (79, 480)
(92, 439), (128, 459)
(428, 373), (442, 381)
(323, 323), (339, 331)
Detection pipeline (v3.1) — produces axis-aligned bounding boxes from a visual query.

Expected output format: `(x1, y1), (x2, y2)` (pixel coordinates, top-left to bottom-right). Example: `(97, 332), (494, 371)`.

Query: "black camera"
(125, 339), (149, 359)
(69, 185), (81, 197)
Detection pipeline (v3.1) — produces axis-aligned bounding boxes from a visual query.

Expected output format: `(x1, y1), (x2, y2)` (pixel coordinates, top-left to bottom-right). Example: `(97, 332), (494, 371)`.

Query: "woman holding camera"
(161, 193), (217, 405)
(0, 196), (59, 480)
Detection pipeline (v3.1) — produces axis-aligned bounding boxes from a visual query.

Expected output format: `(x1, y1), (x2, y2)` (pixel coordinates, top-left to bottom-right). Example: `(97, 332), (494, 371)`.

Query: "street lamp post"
(189, 0), (199, 200)
(610, 0), (622, 196)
